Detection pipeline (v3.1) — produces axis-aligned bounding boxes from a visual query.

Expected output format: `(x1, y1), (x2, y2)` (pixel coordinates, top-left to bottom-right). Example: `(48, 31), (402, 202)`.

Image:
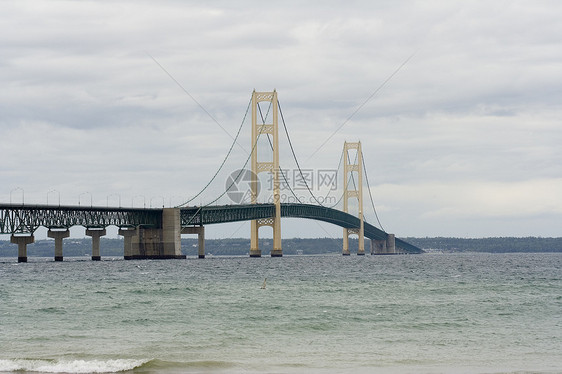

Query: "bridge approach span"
(0, 203), (161, 234)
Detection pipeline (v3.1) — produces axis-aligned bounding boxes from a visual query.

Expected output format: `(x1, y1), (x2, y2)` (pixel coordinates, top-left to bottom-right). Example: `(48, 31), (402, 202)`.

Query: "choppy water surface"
(1, 253), (561, 374)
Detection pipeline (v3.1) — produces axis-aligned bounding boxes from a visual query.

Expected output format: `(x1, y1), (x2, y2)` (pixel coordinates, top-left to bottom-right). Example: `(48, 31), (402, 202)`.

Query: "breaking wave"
(0, 358), (149, 373)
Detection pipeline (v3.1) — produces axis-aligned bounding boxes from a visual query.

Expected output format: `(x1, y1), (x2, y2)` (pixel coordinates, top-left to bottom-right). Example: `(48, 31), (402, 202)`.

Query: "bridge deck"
(0, 203), (421, 253)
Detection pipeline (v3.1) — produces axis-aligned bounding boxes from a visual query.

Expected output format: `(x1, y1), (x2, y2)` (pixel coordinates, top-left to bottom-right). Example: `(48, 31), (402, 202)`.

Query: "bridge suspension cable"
(362, 155), (385, 231)
(322, 148), (345, 208)
(182, 107), (273, 224)
(275, 100), (354, 210)
(179, 91), (382, 232)
(277, 101), (324, 206)
(258, 102), (304, 204)
(325, 149), (356, 208)
(176, 97), (252, 208)
(184, 93), (294, 213)
(341, 145), (385, 231)
(278, 101), (352, 208)
(258, 98), (346, 211)
(204, 114), (270, 206)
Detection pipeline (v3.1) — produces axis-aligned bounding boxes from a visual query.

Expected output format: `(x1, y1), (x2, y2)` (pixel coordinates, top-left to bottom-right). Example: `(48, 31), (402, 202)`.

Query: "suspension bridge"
(1, 90), (422, 262)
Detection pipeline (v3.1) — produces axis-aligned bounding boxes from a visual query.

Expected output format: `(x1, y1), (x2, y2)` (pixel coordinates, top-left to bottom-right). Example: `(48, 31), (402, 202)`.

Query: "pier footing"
(48, 229), (70, 261)
(86, 228), (106, 261)
(11, 234), (34, 263)
(270, 249), (283, 257)
(371, 234), (397, 255)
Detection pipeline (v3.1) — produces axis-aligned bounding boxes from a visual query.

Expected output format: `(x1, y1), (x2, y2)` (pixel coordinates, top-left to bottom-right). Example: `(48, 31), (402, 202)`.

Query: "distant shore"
(1, 236), (561, 257)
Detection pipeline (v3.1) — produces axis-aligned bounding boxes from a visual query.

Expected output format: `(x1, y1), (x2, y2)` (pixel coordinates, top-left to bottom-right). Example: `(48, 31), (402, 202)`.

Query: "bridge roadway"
(0, 203), (421, 256)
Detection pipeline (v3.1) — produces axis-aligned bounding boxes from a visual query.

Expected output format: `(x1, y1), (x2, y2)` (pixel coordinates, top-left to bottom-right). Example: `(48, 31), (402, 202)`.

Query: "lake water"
(1, 253), (561, 374)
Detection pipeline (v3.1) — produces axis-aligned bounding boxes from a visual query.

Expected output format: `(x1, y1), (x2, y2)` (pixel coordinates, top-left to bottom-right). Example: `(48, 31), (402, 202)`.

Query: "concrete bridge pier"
(371, 239), (386, 254)
(161, 208), (185, 259)
(119, 228), (137, 260)
(371, 234), (397, 255)
(11, 234), (34, 263)
(120, 209), (185, 259)
(48, 229), (70, 261)
(86, 228), (106, 261)
(386, 234), (396, 254)
(182, 226), (205, 258)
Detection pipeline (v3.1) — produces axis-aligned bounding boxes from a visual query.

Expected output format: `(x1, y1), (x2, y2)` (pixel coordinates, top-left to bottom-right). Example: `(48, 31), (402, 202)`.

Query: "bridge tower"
(250, 90), (282, 257)
(342, 141), (365, 255)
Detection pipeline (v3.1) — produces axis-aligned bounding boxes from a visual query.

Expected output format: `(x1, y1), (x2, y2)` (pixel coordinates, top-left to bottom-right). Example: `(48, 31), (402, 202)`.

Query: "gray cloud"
(1, 0), (561, 240)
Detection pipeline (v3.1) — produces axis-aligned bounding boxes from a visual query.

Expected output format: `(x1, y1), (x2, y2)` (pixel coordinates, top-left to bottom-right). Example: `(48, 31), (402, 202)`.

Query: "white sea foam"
(0, 358), (148, 373)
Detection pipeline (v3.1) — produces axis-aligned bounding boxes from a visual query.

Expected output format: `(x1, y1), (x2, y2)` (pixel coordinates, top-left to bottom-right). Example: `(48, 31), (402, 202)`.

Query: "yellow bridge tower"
(250, 90), (282, 257)
(342, 141), (365, 255)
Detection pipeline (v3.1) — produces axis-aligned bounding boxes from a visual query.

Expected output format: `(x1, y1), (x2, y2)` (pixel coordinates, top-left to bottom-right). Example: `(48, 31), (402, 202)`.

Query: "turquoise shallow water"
(1, 253), (561, 374)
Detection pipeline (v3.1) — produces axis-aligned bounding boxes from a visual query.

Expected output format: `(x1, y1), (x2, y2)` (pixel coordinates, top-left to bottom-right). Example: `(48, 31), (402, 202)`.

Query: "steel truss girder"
(0, 204), (161, 234)
(182, 203), (386, 239)
(181, 204), (275, 226)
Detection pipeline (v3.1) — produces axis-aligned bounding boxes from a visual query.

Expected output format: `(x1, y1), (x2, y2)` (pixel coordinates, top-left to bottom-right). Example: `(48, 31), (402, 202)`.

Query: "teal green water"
(1, 253), (561, 373)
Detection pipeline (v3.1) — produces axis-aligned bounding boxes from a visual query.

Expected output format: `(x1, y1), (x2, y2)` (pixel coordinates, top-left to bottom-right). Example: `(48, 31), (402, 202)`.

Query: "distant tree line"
(404, 237), (562, 253)
(0, 237), (561, 257)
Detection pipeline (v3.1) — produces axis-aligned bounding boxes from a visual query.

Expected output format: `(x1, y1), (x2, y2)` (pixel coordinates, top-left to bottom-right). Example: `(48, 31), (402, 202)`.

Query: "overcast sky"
(1, 0), (561, 241)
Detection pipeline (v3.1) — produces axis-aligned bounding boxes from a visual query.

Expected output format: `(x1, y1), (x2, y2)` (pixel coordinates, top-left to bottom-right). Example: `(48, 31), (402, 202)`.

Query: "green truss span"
(0, 204), (161, 234)
(0, 203), (421, 253)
